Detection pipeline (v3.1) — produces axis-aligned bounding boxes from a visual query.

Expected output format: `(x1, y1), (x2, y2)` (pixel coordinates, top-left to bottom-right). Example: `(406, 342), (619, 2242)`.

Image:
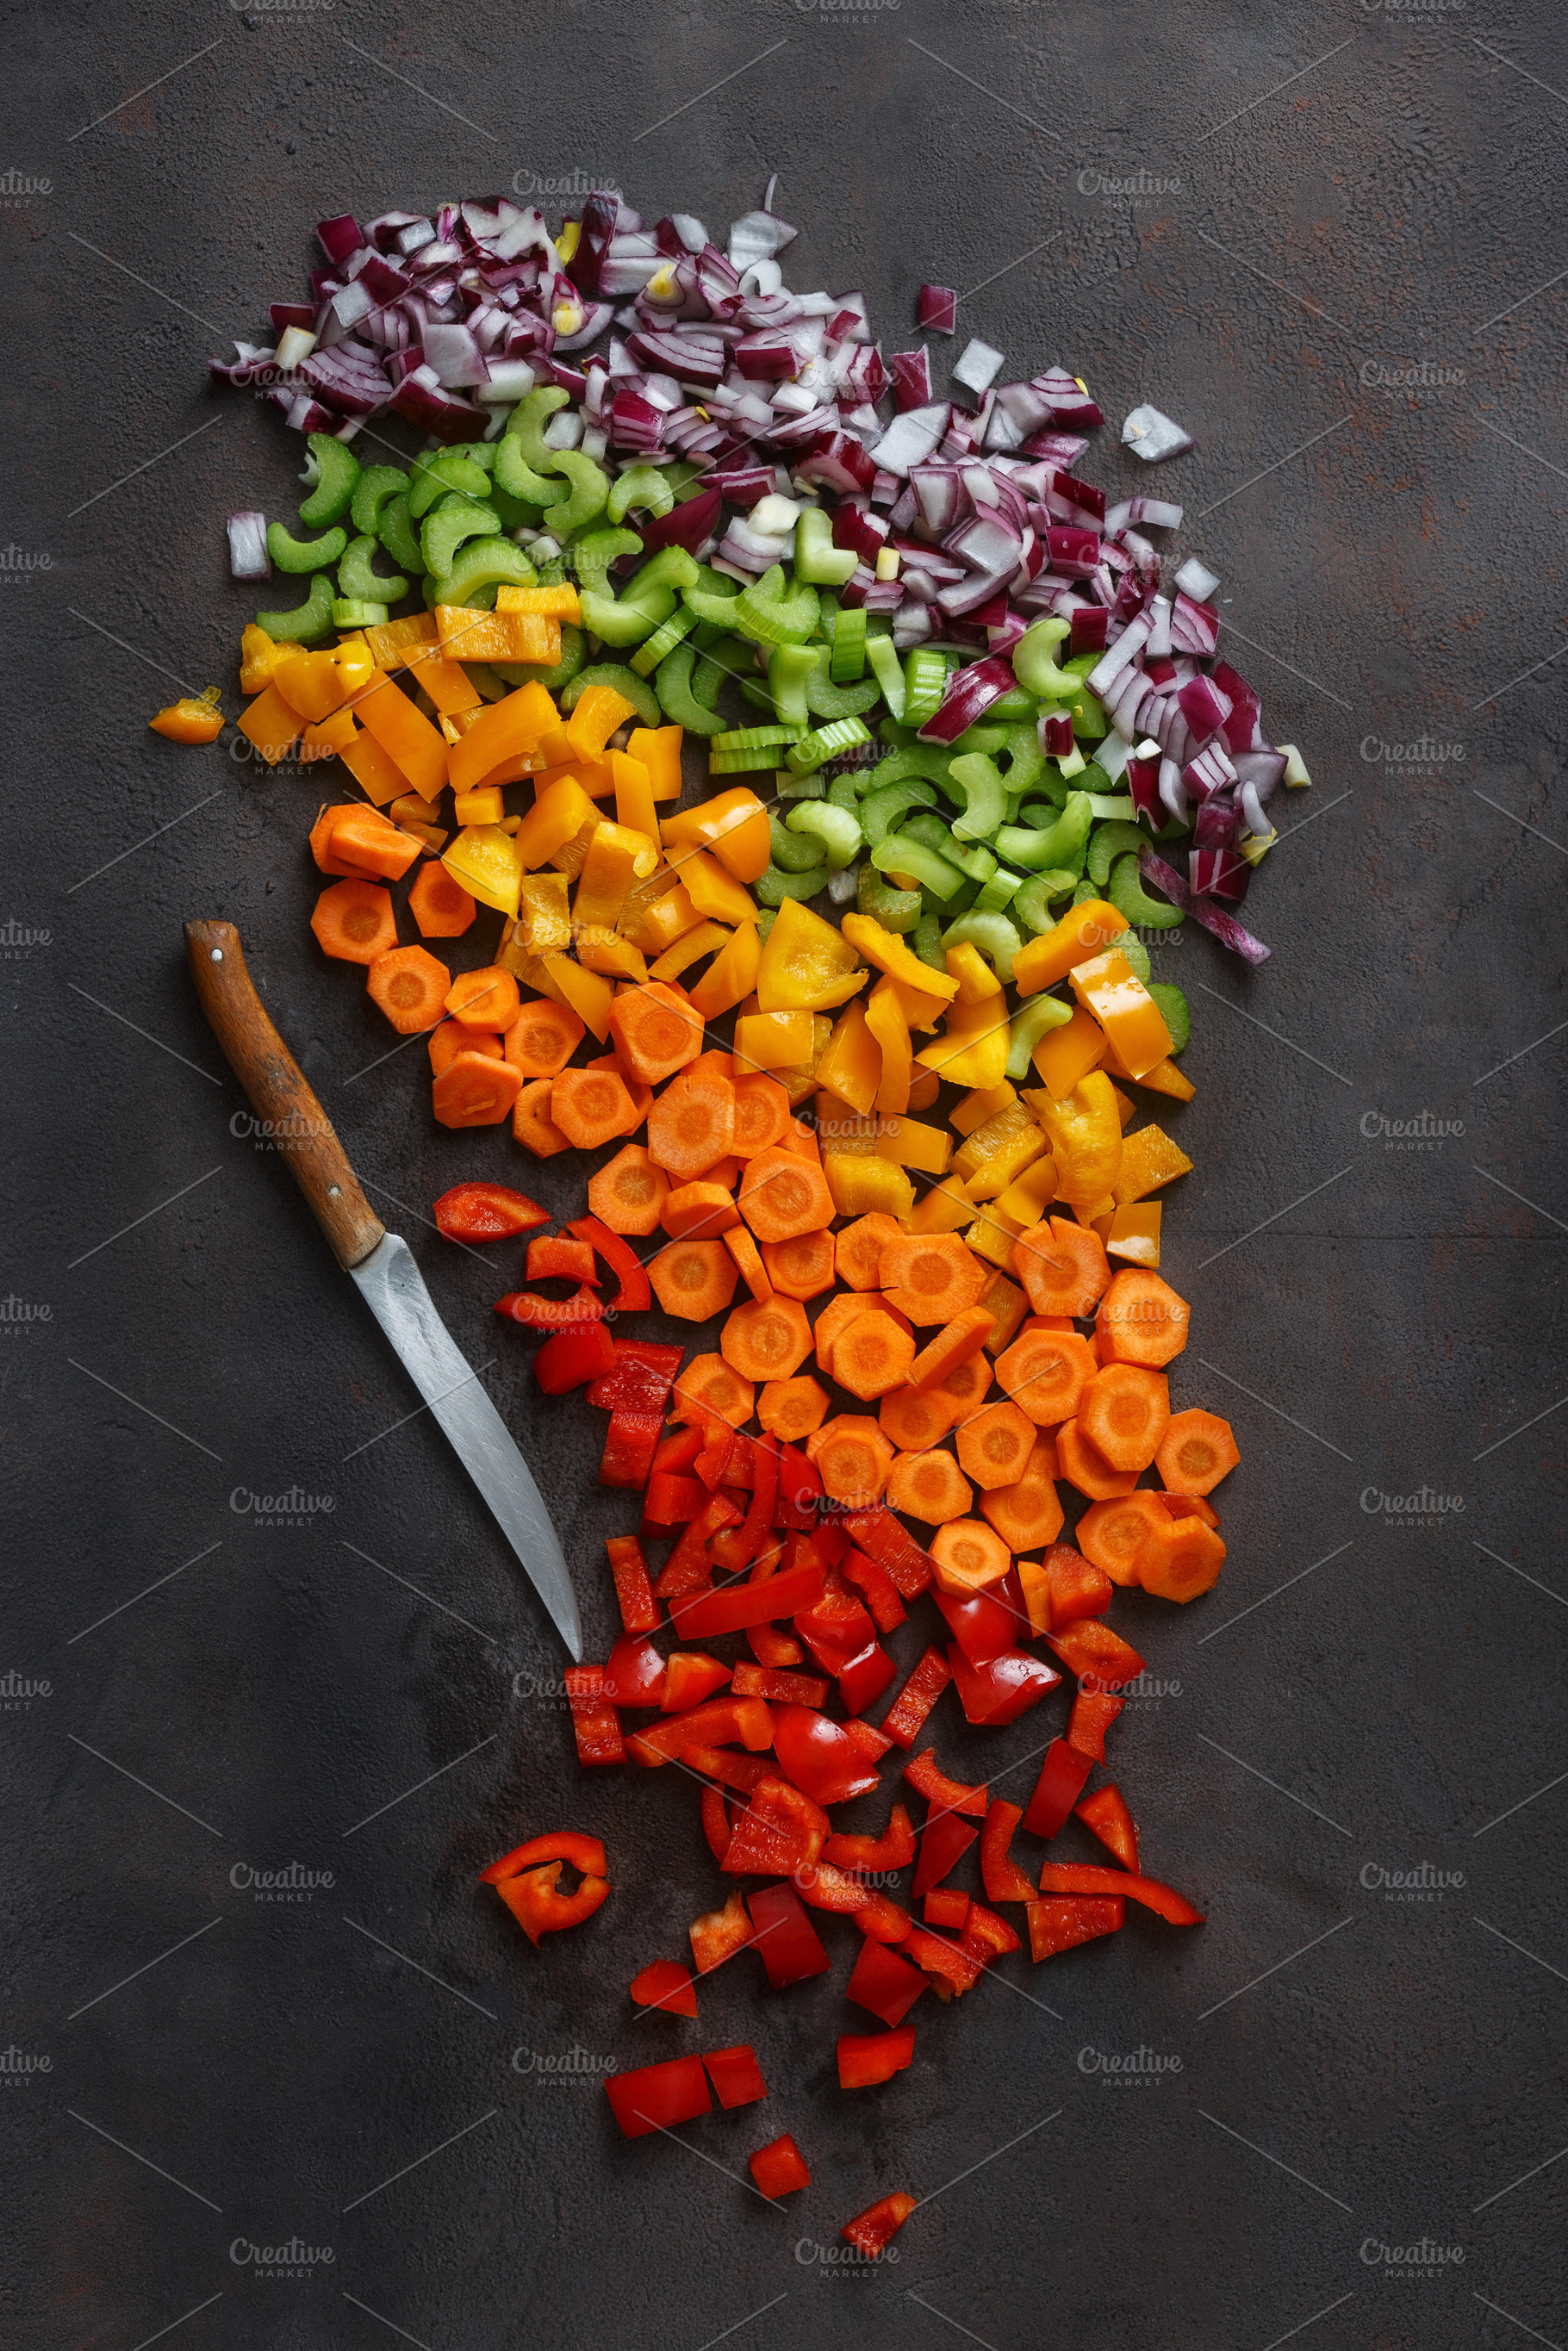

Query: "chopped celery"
(559, 663), (661, 728)
(949, 752), (1008, 844)
(826, 774), (860, 812)
(1012, 868), (1080, 934)
(768, 643), (819, 726)
(733, 563), (820, 646)
(904, 646), (949, 727)
(579, 584), (672, 647)
(756, 861), (830, 905)
(866, 633), (907, 719)
(975, 864), (1024, 914)
(786, 715), (873, 775)
(857, 865), (922, 933)
(1011, 616), (1074, 700)
(793, 507), (858, 585)
(770, 813), (826, 874)
(1086, 793), (1137, 820)
(712, 724), (805, 750)
(942, 910), (1024, 983)
(997, 790), (1093, 875)
(1005, 992), (1074, 1077)
(1086, 819), (1150, 887)
(607, 464), (675, 524)
(804, 654), (881, 721)
(775, 772), (825, 799)
(859, 744), (956, 801)
(1108, 849), (1183, 930)
(787, 802), (862, 871)
(860, 779), (939, 847)
(1148, 980), (1191, 1053)
(830, 604), (868, 683)
(631, 606), (697, 677)
(912, 911), (947, 972)
(655, 642), (728, 736)
(870, 832), (967, 900)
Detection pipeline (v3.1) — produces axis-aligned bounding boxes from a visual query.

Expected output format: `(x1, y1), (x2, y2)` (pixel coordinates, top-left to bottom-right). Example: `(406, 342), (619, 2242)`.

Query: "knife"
(184, 917), (582, 1661)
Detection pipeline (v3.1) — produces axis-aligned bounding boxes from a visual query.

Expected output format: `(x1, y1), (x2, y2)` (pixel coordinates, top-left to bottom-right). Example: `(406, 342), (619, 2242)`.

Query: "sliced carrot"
(1075, 1493), (1171, 1587)
(1136, 1513), (1227, 1602)
(978, 1440), (1066, 1552)
(407, 862), (477, 938)
(929, 1518), (1012, 1595)
(936, 1352), (992, 1415)
(688, 1048), (735, 1084)
(446, 965), (521, 1030)
(879, 1384), (961, 1452)
(879, 1235), (989, 1326)
(587, 1051), (652, 1133)
(432, 1050), (522, 1129)
(835, 1214), (905, 1293)
(722, 1297), (813, 1383)
(428, 1020), (504, 1078)
(757, 1375), (830, 1442)
(1055, 1417), (1139, 1501)
(955, 1401), (1037, 1492)
(993, 1326), (1098, 1427)
(704, 1154), (744, 1190)
(829, 1310), (916, 1402)
(723, 1225), (773, 1304)
(1096, 1269), (1191, 1369)
(737, 1148), (836, 1244)
(663, 1182), (741, 1241)
(609, 981), (706, 1084)
(906, 1306), (994, 1395)
(1156, 1490), (1221, 1529)
(761, 1229), (837, 1301)
(780, 1116), (823, 1166)
(887, 1448), (973, 1526)
(731, 1073), (791, 1159)
(1076, 1363), (1171, 1473)
(512, 1076), (572, 1158)
(648, 1064), (737, 1181)
(812, 1291), (893, 1373)
(812, 1419), (893, 1507)
(551, 1067), (637, 1150)
(977, 1271), (1030, 1356)
(366, 945), (451, 1034)
(1154, 1409), (1240, 1497)
(1011, 1217), (1111, 1318)
(310, 879), (397, 965)
(503, 996), (585, 1080)
(588, 1143), (669, 1236)
(650, 1237), (740, 1322)
(673, 1353), (755, 1429)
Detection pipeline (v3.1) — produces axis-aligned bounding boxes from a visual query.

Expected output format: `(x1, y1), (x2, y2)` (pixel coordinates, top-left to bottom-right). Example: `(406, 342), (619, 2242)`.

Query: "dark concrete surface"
(3, 4), (1566, 2348)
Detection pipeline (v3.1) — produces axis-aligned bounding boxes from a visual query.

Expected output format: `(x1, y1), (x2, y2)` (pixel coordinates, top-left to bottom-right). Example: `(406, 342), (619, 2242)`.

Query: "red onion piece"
(227, 512), (270, 580)
(1141, 848), (1271, 962)
(918, 652), (1017, 743)
(918, 284), (956, 334)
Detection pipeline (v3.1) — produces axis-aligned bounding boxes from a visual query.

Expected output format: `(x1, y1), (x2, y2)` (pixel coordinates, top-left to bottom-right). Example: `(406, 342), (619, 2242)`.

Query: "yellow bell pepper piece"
(149, 689), (224, 744)
(824, 1156), (916, 1221)
(453, 786), (506, 827)
(299, 704), (358, 763)
(447, 681), (557, 795)
(357, 673), (449, 799)
(1068, 949), (1175, 1080)
(576, 928), (650, 982)
(907, 1179), (976, 1235)
(907, 1067), (941, 1112)
(1112, 1124), (1193, 1204)
(874, 972), (949, 1033)
(916, 992), (1010, 1091)
(1111, 1084), (1136, 1129)
(512, 873), (571, 955)
(951, 1082), (1017, 1136)
(611, 749), (658, 844)
(273, 649), (354, 724)
(566, 681), (638, 764)
(815, 1089), (879, 1156)
(363, 612), (439, 672)
(952, 1102), (1048, 1198)
(239, 625), (297, 694)
(541, 953), (615, 1042)
(1031, 1005), (1110, 1099)
(734, 1010), (814, 1072)
(497, 582), (582, 622)
(946, 940), (1004, 1006)
(839, 912), (959, 1002)
(498, 937), (569, 1000)
(663, 787), (772, 886)
(1011, 897), (1129, 994)
(339, 726), (408, 807)
(1105, 1203), (1161, 1267)
(771, 1014), (836, 1107)
(875, 1115), (952, 1178)
(650, 920), (731, 984)
(994, 1154), (1061, 1227)
(964, 1203), (1025, 1270)
(756, 899), (867, 1013)
(406, 644), (486, 718)
(574, 820), (660, 931)
(1037, 1072), (1123, 1209)
(442, 823), (521, 918)
(434, 605), (517, 663)
(631, 880), (706, 955)
(514, 774), (600, 872)
(814, 1001), (882, 1118)
(237, 684), (302, 767)
(678, 849), (756, 926)
(864, 983), (912, 1117)
(1098, 1039), (1196, 1103)
(627, 724), (684, 803)
(688, 919), (762, 1020)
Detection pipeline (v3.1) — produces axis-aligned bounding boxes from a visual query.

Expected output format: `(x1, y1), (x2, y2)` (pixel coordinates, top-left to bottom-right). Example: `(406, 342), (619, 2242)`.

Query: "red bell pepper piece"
(880, 1648), (953, 1751)
(629, 1695), (772, 1767)
(722, 1776), (830, 1877)
(602, 1633), (667, 1708)
(837, 1639), (896, 1718)
(960, 1899), (1022, 1963)
(1046, 1619), (1147, 1690)
(1025, 1894), (1125, 1961)
(924, 1888), (970, 1931)
(684, 1744), (770, 1794)
(934, 1583), (1025, 1668)
(901, 1925), (983, 1997)
(912, 1809), (979, 1898)
(587, 1338), (685, 1415)
(654, 1491), (744, 1600)
(494, 1860), (610, 1946)
(1067, 1686), (1124, 1760)
(605, 2054), (711, 2139)
(563, 1666), (624, 1766)
(1036, 1863), (1204, 1925)
(837, 2024), (914, 2088)
(567, 1213), (653, 1312)
(841, 2191), (917, 2260)
(495, 1284), (607, 1329)
(534, 1319), (616, 1394)
(526, 1234), (599, 1285)
(902, 1747), (987, 1819)
(660, 1652), (731, 1711)
(696, 1429), (755, 1491)
(1044, 1540), (1112, 1624)
(478, 1830), (607, 1887)
(629, 1958), (697, 2017)
(731, 1661), (831, 1708)
(689, 1885), (753, 1974)
(947, 1643), (1061, 1726)
(700, 1783), (732, 1865)
(855, 1892), (912, 1943)
(839, 1504), (934, 1597)
(650, 1422), (704, 1477)
(772, 1703), (883, 1807)
(599, 1407), (664, 1490)
(846, 1936), (927, 2027)
(643, 1471), (707, 1529)
(432, 1180), (549, 1242)
(720, 1431), (778, 1571)
(745, 1883), (831, 1987)
(1022, 1738), (1094, 1839)
(703, 2043), (768, 2110)
(748, 1623), (806, 1669)
(750, 2132), (811, 2198)
(793, 1572), (877, 1676)
(841, 1548), (907, 1634)
(980, 1800), (1037, 1902)
(1075, 1783), (1140, 1872)
(843, 1717), (893, 1767)
(670, 1558), (827, 1639)
(606, 1533), (660, 1634)
(824, 1801), (917, 1873)
(774, 1441), (824, 1531)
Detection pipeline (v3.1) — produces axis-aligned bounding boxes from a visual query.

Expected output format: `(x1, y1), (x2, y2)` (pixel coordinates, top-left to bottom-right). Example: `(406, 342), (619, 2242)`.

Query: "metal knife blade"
(351, 1233), (582, 1661)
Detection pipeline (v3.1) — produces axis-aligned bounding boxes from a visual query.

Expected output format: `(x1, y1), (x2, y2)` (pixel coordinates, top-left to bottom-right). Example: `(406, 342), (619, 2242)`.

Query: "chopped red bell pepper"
(478, 1829), (607, 1887)
(923, 1888), (969, 1931)
(1075, 1783), (1140, 1871)
(684, 1744), (770, 1794)
(902, 1748), (988, 1819)
(1036, 1863), (1204, 1925)
(1025, 1894), (1125, 1961)
(696, 1429), (755, 1491)
(841, 1547), (907, 1634)
(722, 1776), (830, 1877)
(601, 1633), (666, 1708)
(855, 1892), (912, 1943)
(745, 1883), (831, 1987)
(823, 1801), (917, 1873)
(671, 1558), (827, 1639)
(588, 1339), (685, 1415)
(837, 2024), (915, 2088)
(846, 1936), (928, 2027)
(947, 1642), (1061, 1726)
(654, 1491), (744, 1598)
(717, 1431), (778, 1571)
(605, 2054), (711, 2139)
(774, 1441), (824, 1531)
(660, 1652), (731, 1712)
(494, 1859), (610, 1945)
(901, 1925), (982, 1997)
(650, 1423), (705, 1477)
(628, 1695), (772, 1767)
(731, 1661), (831, 1708)
(704, 2043), (768, 2109)
(750, 2132), (811, 2198)
(432, 1181), (548, 1243)
(1043, 1540), (1112, 1624)
(600, 1407), (664, 1490)
(772, 1703), (883, 1807)
(793, 1571), (877, 1676)
(748, 1622), (806, 1669)
(629, 1958), (697, 2017)
(912, 1809), (979, 1898)
(1022, 1738), (1095, 1839)
(934, 1583), (1027, 1668)
(837, 1639), (896, 1717)
(563, 1666), (625, 1766)
(643, 1471), (708, 1529)
(842, 1717), (893, 1767)
(838, 1504), (935, 1597)
(495, 1284), (607, 1329)
(606, 1534), (660, 1634)
(566, 1214), (653, 1312)
(959, 1899), (1022, 1963)
(1046, 1619), (1147, 1689)
(534, 1318), (617, 1394)
(980, 1800), (1037, 1902)
(880, 1648), (953, 1751)
(700, 1783), (732, 1865)
(841, 2191), (917, 2260)
(689, 1885), (753, 1973)
(526, 1234), (600, 1285)
(793, 1860), (910, 1942)
(1067, 1686), (1124, 1760)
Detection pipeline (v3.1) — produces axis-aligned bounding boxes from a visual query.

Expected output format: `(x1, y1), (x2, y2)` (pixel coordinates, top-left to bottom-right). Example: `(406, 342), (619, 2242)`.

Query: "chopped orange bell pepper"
(149, 690), (223, 744)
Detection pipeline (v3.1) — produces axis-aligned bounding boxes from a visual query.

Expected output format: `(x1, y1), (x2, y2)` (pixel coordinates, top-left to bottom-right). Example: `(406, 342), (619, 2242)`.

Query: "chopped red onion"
(918, 651), (1017, 741)
(315, 213), (362, 266)
(918, 284), (956, 334)
(1169, 590), (1220, 656)
(1140, 848), (1270, 961)
(227, 512), (270, 580)
(868, 403), (950, 476)
(1182, 743), (1239, 802)
(1104, 495), (1183, 533)
(1174, 554), (1221, 603)
(1123, 404), (1194, 462)
(953, 337), (1005, 401)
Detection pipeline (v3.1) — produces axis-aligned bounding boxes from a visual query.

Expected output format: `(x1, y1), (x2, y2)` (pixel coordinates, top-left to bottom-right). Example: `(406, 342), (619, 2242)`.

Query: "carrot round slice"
(663, 1181), (742, 1241)
(722, 1297), (813, 1383)
(731, 1073), (791, 1159)
(650, 1238), (740, 1323)
(649, 1067), (737, 1181)
(1076, 1363), (1171, 1473)
(955, 1401), (1037, 1492)
(761, 1229), (837, 1302)
(366, 945), (451, 1033)
(813, 1421), (893, 1506)
(588, 1144), (669, 1237)
(429, 1020), (505, 1078)
(1136, 1513), (1227, 1602)
(610, 981), (705, 1083)
(738, 1148), (836, 1244)
(906, 1306), (994, 1395)
(724, 1225), (773, 1304)
(407, 861), (477, 938)
(504, 996), (586, 1079)
(1055, 1417), (1139, 1501)
(829, 1310), (916, 1403)
(936, 1352), (992, 1415)
(673, 1353), (755, 1429)
(757, 1375), (830, 1443)
(878, 1384), (960, 1452)
(310, 878), (397, 965)
(1154, 1409), (1240, 1496)
(445, 965), (521, 1029)
(837, 1214), (907, 1294)
(1012, 1216), (1111, 1318)
(880, 1235), (989, 1326)
(1075, 1493), (1171, 1586)
(978, 1440), (1065, 1553)
(513, 1076), (572, 1158)
(432, 1050), (523, 1129)
(552, 1067), (637, 1150)
(887, 1448), (973, 1526)
(929, 1518), (1012, 1595)
(1096, 1269), (1191, 1368)
(993, 1328), (1098, 1427)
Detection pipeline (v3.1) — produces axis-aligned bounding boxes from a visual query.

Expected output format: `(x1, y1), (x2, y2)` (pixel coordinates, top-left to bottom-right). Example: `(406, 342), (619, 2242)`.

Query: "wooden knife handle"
(184, 918), (386, 1272)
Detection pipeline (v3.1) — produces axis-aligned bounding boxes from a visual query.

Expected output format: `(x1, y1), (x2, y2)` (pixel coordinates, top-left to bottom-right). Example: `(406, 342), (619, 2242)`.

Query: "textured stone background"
(3, 3), (1565, 2347)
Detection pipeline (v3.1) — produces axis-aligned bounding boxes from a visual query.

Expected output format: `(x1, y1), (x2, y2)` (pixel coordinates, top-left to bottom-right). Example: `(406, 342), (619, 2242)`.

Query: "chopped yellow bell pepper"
(408, 645), (486, 718)
(443, 823), (521, 918)
(1104, 1202), (1161, 1267)
(240, 625), (299, 694)
(814, 1001), (882, 1118)
(994, 1154), (1061, 1226)
(906, 1067), (941, 1112)
(514, 774), (601, 872)
(735, 1010), (815, 1072)
(951, 1082), (1017, 1136)
(916, 992), (1010, 1091)
(1110, 1084), (1136, 1129)
(875, 1115), (952, 1178)
(513, 873), (571, 955)
(1098, 1040), (1196, 1103)
(1031, 1005), (1109, 1099)
(964, 1202), (1025, 1270)
(566, 681), (638, 764)
(434, 605), (518, 663)
(1037, 1071), (1123, 1209)
(663, 787), (772, 885)
(576, 928), (650, 982)
(864, 982), (912, 1117)
(1011, 897), (1129, 994)
(756, 898), (867, 1013)
(237, 685), (302, 767)
(497, 937), (569, 999)
(150, 688), (224, 745)
(824, 1156), (916, 1221)
(679, 849), (756, 926)
(946, 940), (1004, 1006)
(497, 582), (582, 622)
(339, 726), (408, 807)
(453, 786), (506, 827)
(300, 705), (358, 763)
(574, 819), (660, 931)
(631, 880), (706, 955)
(611, 749), (658, 843)
(364, 612), (439, 672)
(1112, 1124), (1193, 1204)
(907, 1179), (977, 1235)
(541, 952), (615, 1042)
(815, 1089), (879, 1155)
(688, 920), (761, 1020)
(952, 1101), (1048, 1198)
(839, 912), (959, 1002)
(1069, 949), (1175, 1080)
(357, 674), (449, 799)
(874, 971), (949, 1034)
(650, 920), (731, 984)
(273, 649), (354, 725)
(448, 681), (557, 795)
(627, 723), (684, 803)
